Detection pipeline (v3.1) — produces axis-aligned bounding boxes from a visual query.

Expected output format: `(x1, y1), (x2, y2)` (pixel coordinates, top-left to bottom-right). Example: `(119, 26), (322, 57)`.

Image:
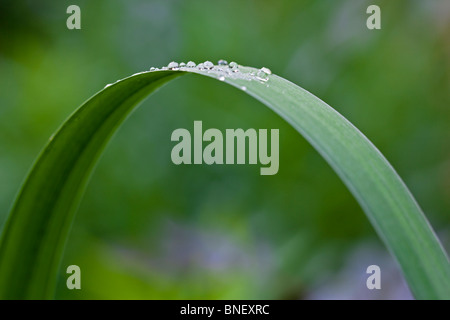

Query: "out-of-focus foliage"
(1, 0), (449, 299)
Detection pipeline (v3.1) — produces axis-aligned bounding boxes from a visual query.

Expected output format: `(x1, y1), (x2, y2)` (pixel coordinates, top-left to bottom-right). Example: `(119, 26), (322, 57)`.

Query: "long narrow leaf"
(0, 64), (448, 299)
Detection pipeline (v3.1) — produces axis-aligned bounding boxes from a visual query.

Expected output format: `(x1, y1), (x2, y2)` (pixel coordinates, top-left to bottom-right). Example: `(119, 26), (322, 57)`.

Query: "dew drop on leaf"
(256, 68), (270, 82)
(261, 67), (272, 75)
(204, 61), (214, 69)
(167, 61), (178, 69)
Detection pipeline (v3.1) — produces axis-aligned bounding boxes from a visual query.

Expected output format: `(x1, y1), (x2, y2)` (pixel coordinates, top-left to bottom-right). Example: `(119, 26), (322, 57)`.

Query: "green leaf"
(0, 64), (449, 299)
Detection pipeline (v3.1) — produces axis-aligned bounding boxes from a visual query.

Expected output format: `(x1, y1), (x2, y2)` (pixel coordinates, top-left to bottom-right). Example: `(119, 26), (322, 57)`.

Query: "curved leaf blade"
(0, 65), (448, 299)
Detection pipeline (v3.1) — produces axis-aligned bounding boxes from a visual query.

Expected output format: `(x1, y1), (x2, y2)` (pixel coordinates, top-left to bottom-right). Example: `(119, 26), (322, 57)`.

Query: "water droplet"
(229, 62), (240, 73)
(204, 61), (214, 69)
(261, 67), (272, 75)
(241, 86), (247, 91)
(179, 62), (186, 67)
(218, 59), (228, 66)
(186, 61), (196, 68)
(161, 66), (168, 70)
(150, 67), (157, 71)
(256, 68), (270, 82)
(218, 76), (225, 81)
(167, 61), (179, 69)
(104, 83), (112, 88)
(257, 71), (266, 77)
(197, 63), (205, 70)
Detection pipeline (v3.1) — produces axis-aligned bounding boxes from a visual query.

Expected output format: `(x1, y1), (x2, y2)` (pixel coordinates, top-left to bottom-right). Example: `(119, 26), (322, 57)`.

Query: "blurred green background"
(1, 0), (449, 299)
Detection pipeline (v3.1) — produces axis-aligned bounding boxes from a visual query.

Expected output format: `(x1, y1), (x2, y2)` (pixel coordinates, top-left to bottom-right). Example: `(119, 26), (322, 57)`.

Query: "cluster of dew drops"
(150, 60), (272, 90)
(105, 60), (272, 90)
